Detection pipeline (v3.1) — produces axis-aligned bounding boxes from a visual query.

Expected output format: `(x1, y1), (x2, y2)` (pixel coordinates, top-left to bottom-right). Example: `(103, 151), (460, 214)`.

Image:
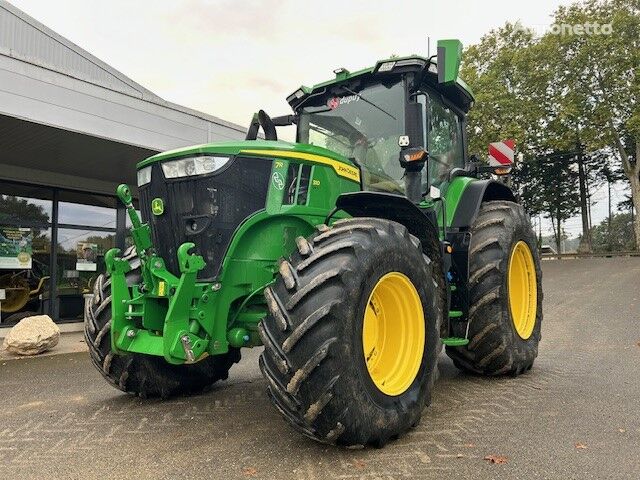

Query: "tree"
(461, 0), (639, 250)
(546, 0), (640, 248)
(590, 212), (636, 251)
(461, 24), (582, 251)
(517, 153), (580, 252)
(0, 195), (49, 227)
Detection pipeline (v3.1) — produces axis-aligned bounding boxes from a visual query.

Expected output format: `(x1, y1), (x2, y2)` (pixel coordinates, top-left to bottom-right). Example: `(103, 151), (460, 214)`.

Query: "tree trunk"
(607, 119), (639, 250)
(576, 148), (592, 253)
(552, 208), (562, 254)
(630, 170), (640, 251)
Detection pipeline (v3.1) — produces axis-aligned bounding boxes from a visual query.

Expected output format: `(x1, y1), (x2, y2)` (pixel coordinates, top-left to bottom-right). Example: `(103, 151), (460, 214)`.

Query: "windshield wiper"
(341, 86), (396, 121)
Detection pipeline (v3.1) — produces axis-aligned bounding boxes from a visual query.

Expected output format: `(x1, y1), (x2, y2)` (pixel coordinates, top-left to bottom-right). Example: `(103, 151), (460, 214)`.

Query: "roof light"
(377, 61), (396, 72)
(395, 58), (427, 68)
(293, 89), (305, 99)
(333, 67), (350, 79)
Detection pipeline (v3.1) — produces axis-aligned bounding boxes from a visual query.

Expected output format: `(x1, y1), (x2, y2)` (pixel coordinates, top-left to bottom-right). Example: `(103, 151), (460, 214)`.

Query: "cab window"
(423, 92), (465, 188)
(298, 79), (406, 194)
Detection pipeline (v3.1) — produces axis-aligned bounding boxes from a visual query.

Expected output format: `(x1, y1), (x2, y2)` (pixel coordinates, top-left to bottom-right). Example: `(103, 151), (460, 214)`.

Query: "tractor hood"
(137, 140), (355, 171)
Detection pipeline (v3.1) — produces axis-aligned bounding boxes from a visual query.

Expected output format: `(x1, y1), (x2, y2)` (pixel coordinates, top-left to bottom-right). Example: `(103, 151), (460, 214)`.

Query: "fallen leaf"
(575, 443), (587, 449)
(242, 467), (257, 476)
(636, 341), (640, 347)
(618, 429), (626, 433)
(456, 453), (464, 458)
(484, 455), (508, 464)
(352, 459), (366, 470)
(464, 443), (476, 448)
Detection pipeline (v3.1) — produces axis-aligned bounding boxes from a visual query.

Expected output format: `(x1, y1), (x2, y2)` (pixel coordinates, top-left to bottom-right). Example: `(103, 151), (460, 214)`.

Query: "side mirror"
(437, 39), (463, 85)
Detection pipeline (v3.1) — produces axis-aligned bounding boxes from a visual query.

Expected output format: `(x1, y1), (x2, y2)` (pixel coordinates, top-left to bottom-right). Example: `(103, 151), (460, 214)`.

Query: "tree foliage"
(461, 0), (640, 249)
(590, 212), (636, 251)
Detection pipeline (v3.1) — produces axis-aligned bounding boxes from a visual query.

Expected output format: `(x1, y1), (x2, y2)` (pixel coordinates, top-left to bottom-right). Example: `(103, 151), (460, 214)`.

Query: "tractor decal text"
(240, 150), (360, 183)
(327, 95), (360, 110)
(272, 171), (285, 190)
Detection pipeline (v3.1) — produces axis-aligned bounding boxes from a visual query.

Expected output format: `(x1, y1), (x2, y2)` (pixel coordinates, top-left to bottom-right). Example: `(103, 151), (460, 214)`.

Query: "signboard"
(76, 242), (98, 272)
(0, 227), (33, 269)
(488, 140), (515, 168)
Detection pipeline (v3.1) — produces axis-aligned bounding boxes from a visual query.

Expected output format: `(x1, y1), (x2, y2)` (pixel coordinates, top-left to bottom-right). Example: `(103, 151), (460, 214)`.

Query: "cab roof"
(287, 55), (475, 114)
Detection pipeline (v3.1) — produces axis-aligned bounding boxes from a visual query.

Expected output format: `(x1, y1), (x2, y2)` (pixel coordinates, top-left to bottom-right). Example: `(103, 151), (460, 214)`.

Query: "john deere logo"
(151, 198), (164, 216)
(272, 172), (285, 191)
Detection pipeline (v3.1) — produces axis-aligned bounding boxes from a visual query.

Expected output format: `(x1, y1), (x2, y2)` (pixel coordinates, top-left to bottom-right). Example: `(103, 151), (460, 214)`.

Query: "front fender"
(335, 191), (440, 253)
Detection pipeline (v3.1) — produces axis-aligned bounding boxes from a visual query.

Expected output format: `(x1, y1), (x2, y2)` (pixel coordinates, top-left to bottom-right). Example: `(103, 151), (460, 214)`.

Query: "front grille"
(139, 156), (272, 278)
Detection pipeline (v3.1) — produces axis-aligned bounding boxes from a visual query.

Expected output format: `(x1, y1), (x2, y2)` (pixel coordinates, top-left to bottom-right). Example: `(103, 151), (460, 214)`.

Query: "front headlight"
(161, 156), (231, 179)
(137, 166), (152, 186)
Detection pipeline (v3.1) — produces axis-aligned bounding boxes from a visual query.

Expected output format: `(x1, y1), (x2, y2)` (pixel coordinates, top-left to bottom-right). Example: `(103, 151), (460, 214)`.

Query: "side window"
(426, 93), (464, 187)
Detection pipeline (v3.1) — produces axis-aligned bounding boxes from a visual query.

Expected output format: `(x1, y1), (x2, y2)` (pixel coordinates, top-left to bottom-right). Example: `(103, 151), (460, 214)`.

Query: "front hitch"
(105, 184), (213, 365)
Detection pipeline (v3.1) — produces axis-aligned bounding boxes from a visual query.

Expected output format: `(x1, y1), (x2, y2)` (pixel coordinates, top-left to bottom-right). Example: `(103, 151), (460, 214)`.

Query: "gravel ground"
(1, 257), (639, 479)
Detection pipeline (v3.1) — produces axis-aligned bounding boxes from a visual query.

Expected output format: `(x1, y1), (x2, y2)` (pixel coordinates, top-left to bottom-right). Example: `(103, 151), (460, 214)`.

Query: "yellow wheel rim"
(362, 272), (425, 396)
(508, 241), (537, 339)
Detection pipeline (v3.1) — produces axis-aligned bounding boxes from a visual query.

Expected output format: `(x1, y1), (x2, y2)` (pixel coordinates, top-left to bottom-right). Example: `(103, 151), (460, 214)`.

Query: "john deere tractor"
(85, 40), (542, 447)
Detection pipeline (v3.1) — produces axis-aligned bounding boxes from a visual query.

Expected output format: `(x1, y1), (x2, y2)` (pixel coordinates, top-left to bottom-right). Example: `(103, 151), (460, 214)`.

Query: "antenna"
(427, 36), (430, 57)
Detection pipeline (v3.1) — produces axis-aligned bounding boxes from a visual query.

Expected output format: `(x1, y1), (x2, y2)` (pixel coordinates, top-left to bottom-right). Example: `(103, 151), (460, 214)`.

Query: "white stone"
(2, 315), (60, 355)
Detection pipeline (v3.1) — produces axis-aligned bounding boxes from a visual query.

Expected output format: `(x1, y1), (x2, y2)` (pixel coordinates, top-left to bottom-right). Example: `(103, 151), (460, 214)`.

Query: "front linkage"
(104, 184), (250, 365)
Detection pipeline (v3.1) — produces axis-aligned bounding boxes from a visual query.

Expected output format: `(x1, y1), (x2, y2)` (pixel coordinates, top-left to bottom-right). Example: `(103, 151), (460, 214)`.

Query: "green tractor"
(85, 39), (542, 447)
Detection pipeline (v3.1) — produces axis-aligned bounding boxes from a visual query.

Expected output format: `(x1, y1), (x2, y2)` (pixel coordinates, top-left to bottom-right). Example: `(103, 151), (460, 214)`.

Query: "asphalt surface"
(1, 257), (639, 479)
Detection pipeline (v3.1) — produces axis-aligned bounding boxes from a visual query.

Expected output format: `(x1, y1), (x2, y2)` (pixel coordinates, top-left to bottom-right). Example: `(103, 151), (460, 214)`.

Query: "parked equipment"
(85, 39), (542, 447)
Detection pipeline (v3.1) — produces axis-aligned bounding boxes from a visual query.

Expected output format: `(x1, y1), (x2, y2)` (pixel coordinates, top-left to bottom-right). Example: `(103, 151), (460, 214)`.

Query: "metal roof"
(0, 0), (246, 134)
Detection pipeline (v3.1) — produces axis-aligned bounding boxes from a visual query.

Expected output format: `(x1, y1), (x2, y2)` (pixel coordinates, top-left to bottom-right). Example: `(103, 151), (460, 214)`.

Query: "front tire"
(446, 201), (543, 375)
(84, 247), (241, 398)
(259, 218), (444, 447)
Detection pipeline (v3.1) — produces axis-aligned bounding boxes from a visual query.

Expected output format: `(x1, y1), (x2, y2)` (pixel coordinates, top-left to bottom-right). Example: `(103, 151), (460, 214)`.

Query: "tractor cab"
(248, 40), (474, 202)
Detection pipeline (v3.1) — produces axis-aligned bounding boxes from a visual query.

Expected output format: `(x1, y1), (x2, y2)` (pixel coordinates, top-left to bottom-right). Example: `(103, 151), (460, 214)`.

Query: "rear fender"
(450, 179), (516, 229)
(444, 178), (517, 330)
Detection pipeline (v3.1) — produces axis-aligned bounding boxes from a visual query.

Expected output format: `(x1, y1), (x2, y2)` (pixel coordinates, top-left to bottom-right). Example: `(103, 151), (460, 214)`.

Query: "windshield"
(298, 79), (406, 194)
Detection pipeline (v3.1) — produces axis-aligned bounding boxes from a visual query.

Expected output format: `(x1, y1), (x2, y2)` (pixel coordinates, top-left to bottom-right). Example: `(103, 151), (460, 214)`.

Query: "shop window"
(55, 229), (115, 320)
(0, 182), (53, 324)
(0, 182), (53, 225)
(0, 227), (51, 324)
(0, 182), (124, 324)
(59, 201), (116, 228)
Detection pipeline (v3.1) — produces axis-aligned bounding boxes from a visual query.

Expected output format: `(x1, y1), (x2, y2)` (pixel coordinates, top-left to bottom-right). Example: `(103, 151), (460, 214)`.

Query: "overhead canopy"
(0, 115), (156, 194)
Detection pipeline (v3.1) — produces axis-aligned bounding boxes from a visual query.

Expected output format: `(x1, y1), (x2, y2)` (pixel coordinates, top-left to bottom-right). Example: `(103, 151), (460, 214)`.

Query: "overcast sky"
(11, 0), (579, 127)
(9, 0), (628, 241)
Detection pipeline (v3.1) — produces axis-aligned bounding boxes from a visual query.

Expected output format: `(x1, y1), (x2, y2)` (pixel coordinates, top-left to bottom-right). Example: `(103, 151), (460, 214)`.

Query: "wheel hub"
(508, 241), (537, 339)
(362, 272), (425, 396)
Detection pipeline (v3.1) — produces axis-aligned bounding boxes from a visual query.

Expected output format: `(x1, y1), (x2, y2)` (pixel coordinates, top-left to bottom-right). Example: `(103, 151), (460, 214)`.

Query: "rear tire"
(446, 201), (543, 376)
(84, 246), (240, 398)
(259, 218), (443, 447)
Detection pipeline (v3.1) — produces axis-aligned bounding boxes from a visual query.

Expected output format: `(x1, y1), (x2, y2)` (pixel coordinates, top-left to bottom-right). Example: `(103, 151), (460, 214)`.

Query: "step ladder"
(440, 283), (469, 346)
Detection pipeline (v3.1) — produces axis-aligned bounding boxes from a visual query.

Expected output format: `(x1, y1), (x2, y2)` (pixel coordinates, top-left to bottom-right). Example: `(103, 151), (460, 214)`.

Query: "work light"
(137, 165), (152, 186)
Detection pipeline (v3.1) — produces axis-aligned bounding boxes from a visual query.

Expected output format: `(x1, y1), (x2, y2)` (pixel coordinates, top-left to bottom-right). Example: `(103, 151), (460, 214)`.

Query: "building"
(0, 1), (246, 324)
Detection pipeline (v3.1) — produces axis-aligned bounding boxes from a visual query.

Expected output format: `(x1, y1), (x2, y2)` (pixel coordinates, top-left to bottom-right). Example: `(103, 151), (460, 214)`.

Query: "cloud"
(162, 0), (288, 42)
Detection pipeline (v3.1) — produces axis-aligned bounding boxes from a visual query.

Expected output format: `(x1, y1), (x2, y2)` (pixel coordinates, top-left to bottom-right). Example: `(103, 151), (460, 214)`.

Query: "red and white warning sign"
(488, 140), (515, 168)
